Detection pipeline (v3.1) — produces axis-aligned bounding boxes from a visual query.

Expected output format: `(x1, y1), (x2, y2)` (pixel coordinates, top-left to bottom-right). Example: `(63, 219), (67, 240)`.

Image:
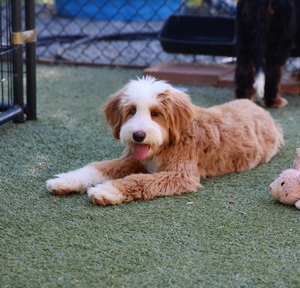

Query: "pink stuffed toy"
(269, 148), (300, 209)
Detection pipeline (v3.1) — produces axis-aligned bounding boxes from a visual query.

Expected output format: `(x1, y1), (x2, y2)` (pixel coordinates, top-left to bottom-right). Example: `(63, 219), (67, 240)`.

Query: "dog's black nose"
(133, 131), (146, 142)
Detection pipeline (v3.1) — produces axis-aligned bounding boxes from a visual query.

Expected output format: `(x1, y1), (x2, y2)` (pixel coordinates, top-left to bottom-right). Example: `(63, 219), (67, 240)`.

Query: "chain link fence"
(34, 0), (241, 67)
(2, 0), (300, 69)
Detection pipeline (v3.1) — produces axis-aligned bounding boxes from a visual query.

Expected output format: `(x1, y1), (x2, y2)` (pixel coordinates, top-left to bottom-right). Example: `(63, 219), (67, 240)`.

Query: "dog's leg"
(264, 42), (289, 108)
(264, 36), (290, 108)
(234, 54), (256, 101)
(46, 165), (107, 195)
(88, 170), (202, 206)
(234, 0), (256, 101)
(46, 156), (145, 196)
(262, 0), (293, 108)
(263, 62), (288, 108)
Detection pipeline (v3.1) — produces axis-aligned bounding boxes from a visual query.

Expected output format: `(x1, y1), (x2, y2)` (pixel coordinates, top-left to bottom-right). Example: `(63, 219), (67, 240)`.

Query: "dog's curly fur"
(46, 77), (284, 205)
(235, 0), (300, 108)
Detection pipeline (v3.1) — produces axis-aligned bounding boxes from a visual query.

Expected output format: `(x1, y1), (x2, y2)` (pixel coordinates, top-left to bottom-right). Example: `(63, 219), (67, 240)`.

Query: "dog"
(46, 76), (284, 205)
(234, 0), (300, 108)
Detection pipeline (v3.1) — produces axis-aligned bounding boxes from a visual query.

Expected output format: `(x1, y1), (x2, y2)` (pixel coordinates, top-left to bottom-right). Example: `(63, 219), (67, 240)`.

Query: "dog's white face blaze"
(119, 76), (172, 160)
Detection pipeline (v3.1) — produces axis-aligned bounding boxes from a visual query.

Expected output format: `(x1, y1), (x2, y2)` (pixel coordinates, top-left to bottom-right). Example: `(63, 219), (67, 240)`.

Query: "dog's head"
(102, 76), (196, 160)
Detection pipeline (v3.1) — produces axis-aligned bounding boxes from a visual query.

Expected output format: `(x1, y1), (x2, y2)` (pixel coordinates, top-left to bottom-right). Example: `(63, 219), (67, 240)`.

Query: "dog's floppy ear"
(102, 89), (124, 139)
(161, 89), (196, 144)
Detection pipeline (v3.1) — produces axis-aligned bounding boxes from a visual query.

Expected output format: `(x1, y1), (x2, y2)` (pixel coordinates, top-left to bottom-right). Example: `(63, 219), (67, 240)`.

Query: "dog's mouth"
(133, 144), (150, 160)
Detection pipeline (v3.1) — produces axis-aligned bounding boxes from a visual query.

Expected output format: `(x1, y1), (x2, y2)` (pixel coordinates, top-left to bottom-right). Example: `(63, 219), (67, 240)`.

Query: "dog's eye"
(151, 111), (159, 117)
(281, 181), (285, 186)
(130, 109), (136, 115)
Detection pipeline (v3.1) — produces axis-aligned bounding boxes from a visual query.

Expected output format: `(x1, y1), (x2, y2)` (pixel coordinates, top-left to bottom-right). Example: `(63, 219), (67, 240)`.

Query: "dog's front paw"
(46, 177), (73, 196)
(46, 173), (77, 196)
(46, 174), (87, 195)
(264, 95), (288, 108)
(46, 166), (106, 195)
(87, 182), (125, 206)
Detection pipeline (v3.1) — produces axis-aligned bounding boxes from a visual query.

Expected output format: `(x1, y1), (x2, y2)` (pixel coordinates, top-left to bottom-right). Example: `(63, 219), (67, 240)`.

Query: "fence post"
(11, 0), (24, 123)
(25, 0), (36, 120)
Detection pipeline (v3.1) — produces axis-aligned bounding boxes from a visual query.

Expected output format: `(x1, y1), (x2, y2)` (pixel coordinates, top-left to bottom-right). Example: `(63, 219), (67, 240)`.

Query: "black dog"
(234, 0), (300, 108)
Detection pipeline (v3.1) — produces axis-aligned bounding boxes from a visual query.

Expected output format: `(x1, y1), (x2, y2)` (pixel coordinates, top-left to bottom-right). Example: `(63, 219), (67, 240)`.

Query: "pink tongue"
(134, 144), (149, 160)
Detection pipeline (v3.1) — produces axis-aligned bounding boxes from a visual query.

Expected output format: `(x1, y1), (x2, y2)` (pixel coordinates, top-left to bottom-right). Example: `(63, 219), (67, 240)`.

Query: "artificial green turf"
(1, 65), (300, 287)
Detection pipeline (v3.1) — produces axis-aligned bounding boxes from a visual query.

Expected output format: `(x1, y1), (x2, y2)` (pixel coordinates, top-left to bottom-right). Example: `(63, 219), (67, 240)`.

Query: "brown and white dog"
(46, 76), (284, 205)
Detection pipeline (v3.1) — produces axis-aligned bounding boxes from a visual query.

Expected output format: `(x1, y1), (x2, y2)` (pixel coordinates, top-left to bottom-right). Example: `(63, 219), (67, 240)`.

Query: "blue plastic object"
(55, 0), (182, 21)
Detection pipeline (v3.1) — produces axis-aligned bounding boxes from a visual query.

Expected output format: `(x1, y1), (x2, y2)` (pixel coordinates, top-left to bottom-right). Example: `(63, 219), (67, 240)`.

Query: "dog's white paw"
(253, 71), (265, 99)
(46, 166), (106, 195)
(46, 177), (74, 195)
(88, 182), (125, 206)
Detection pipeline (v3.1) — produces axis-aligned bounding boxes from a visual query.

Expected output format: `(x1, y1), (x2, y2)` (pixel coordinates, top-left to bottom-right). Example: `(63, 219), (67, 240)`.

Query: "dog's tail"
(253, 54), (265, 99)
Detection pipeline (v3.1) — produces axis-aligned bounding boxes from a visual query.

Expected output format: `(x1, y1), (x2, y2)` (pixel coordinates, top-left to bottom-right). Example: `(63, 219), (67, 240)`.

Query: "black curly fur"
(234, 0), (300, 106)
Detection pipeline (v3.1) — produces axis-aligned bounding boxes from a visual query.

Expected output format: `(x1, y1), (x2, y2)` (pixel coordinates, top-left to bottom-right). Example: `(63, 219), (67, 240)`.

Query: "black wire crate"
(0, 0), (36, 126)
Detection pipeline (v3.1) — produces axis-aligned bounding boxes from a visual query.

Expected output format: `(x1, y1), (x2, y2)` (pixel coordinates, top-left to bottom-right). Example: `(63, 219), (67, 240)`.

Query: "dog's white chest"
(143, 157), (159, 173)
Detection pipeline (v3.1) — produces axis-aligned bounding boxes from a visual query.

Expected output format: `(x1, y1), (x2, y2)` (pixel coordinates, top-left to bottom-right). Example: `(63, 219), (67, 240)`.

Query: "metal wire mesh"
(0, 1), (14, 114)
(33, 0), (243, 67)
(2, 1), (300, 70)
(1, 0), (36, 125)
(32, 0), (299, 70)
